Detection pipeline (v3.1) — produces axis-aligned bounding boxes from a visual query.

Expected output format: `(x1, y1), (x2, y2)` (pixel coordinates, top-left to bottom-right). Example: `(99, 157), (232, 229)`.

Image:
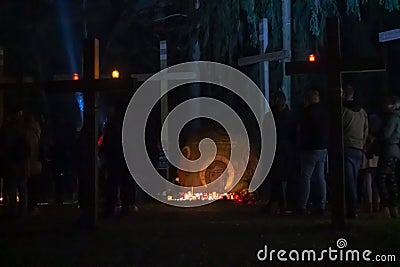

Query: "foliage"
(192, 0), (400, 63)
(193, 0), (281, 63)
(0, 0), (399, 75)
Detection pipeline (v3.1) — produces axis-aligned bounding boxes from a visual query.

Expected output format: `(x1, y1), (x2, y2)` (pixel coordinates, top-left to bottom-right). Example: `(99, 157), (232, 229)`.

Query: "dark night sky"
(0, 0), (400, 115)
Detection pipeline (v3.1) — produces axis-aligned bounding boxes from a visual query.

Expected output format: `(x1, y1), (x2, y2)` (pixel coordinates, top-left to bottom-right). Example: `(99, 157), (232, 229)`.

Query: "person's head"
(272, 91), (286, 110)
(383, 96), (400, 113)
(304, 89), (320, 107)
(341, 84), (355, 101)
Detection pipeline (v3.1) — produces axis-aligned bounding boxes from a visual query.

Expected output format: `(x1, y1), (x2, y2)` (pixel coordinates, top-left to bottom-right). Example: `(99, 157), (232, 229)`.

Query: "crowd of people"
(261, 85), (399, 219)
(0, 100), (136, 218)
(0, 107), (42, 217)
(1, 85), (399, 220)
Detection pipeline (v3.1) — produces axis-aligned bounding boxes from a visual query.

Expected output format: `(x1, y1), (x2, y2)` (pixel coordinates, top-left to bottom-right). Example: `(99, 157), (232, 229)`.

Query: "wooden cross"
(0, 46), (3, 203)
(285, 18), (386, 229)
(0, 39), (138, 228)
(238, 18), (291, 104)
(131, 41), (196, 181)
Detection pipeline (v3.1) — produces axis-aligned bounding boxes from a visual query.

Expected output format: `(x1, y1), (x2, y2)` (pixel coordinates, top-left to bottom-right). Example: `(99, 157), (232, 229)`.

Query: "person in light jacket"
(341, 85), (368, 218)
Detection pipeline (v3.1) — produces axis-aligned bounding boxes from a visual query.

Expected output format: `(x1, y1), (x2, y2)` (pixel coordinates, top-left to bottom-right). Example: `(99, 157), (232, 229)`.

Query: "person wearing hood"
(376, 96), (400, 218)
(342, 85), (368, 218)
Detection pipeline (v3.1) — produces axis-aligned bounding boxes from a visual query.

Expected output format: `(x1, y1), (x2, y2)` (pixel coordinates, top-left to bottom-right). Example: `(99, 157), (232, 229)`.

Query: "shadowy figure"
(2, 107), (30, 217)
(75, 124), (93, 216)
(359, 113), (381, 214)
(52, 119), (77, 205)
(297, 89), (329, 215)
(25, 113), (42, 214)
(261, 91), (296, 215)
(376, 96), (400, 218)
(102, 102), (136, 217)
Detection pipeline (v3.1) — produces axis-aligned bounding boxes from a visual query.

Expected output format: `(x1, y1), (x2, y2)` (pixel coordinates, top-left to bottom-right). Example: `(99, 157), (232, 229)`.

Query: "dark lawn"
(0, 201), (399, 267)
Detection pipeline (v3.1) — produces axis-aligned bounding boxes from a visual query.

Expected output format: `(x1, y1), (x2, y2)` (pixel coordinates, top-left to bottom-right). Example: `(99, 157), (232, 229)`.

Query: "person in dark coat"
(2, 108), (31, 217)
(25, 113), (43, 214)
(262, 91), (296, 214)
(359, 113), (381, 214)
(297, 89), (329, 215)
(52, 119), (77, 205)
(376, 96), (400, 218)
(75, 124), (90, 211)
(102, 101), (136, 217)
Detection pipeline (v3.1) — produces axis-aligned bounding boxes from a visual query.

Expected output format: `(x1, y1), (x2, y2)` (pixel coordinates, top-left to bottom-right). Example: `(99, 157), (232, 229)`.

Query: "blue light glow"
(57, 0), (78, 73)
(75, 92), (84, 111)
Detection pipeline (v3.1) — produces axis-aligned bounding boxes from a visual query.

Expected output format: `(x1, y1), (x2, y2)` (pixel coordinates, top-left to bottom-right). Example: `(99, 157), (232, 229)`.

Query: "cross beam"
(285, 18), (386, 229)
(238, 17), (292, 106)
(0, 39), (138, 228)
(0, 78), (137, 92)
(285, 58), (385, 75)
(238, 50), (290, 67)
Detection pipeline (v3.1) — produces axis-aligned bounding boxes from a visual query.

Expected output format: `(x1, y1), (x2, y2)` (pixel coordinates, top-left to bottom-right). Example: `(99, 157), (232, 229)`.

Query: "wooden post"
(82, 38), (99, 228)
(382, 43), (390, 95)
(0, 46), (3, 204)
(0, 47), (3, 75)
(259, 19), (269, 102)
(0, 47), (4, 127)
(326, 18), (346, 229)
(160, 40), (170, 181)
(160, 40), (168, 121)
(281, 0), (291, 106)
(190, 0), (201, 128)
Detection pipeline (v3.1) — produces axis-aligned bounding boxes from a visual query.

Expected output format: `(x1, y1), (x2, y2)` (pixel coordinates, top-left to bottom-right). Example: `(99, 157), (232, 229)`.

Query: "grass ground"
(0, 201), (399, 267)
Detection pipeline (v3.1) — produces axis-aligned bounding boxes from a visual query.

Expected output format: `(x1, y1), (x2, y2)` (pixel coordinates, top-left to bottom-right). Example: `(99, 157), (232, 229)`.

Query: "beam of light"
(57, 0), (84, 124)
(57, 0), (78, 73)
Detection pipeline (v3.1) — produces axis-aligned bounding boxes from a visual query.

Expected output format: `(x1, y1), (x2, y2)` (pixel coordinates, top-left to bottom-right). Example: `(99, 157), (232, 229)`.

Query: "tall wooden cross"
(131, 40), (196, 181)
(238, 18), (290, 105)
(0, 46), (3, 203)
(0, 39), (138, 228)
(285, 18), (385, 229)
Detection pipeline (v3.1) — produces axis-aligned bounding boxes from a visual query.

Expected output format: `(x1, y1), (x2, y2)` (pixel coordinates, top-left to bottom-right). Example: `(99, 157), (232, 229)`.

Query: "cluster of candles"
(167, 191), (222, 201)
(167, 191), (245, 203)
